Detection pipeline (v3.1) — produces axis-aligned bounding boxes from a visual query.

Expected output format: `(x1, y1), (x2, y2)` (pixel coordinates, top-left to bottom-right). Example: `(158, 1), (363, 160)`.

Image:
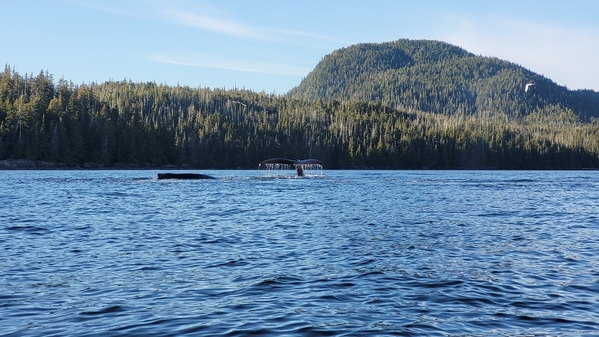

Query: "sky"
(2, 0), (599, 94)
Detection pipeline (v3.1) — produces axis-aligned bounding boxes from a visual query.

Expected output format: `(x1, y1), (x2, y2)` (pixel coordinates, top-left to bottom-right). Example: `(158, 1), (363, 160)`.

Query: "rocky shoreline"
(0, 159), (194, 170)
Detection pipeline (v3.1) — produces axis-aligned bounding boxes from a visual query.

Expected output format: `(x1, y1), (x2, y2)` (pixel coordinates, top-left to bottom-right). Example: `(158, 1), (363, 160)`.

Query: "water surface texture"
(2, 170), (599, 336)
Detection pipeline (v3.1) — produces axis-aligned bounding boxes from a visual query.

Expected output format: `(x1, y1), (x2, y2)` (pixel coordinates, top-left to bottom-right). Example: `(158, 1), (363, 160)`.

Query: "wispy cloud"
(67, 0), (335, 43)
(67, 0), (323, 77)
(165, 10), (271, 40)
(161, 6), (337, 44)
(441, 15), (599, 90)
(62, 0), (152, 19)
(149, 52), (312, 77)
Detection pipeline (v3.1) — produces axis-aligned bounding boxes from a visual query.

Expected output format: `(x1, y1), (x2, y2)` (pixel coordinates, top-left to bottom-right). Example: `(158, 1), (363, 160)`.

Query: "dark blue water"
(1, 170), (599, 336)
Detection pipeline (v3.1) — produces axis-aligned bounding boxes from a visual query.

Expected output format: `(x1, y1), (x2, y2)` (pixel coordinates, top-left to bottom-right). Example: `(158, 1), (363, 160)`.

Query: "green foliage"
(1, 56), (599, 169)
(288, 39), (599, 120)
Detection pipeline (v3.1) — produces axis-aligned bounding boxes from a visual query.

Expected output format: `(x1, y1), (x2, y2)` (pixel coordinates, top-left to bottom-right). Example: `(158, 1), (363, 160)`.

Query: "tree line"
(1, 65), (598, 169)
(288, 39), (599, 121)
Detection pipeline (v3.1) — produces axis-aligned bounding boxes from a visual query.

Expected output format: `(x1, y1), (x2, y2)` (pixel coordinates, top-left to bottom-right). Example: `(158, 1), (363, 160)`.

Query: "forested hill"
(288, 39), (599, 120)
(1, 43), (599, 170)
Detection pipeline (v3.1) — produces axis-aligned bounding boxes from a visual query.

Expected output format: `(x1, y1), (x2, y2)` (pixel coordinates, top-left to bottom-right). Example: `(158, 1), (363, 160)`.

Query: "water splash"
(258, 158), (323, 176)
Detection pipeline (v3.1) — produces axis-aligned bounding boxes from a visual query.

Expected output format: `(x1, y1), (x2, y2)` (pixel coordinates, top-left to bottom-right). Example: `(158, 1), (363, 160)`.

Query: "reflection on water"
(1, 170), (598, 335)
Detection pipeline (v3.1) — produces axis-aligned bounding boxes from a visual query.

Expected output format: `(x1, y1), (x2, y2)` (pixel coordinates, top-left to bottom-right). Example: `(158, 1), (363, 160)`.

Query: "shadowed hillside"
(2, 39), (599, 170)
(288, 39), (599, 120)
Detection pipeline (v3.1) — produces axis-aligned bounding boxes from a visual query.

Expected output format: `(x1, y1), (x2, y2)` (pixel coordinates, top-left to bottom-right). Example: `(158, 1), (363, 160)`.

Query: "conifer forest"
(1, 40), (599, 169)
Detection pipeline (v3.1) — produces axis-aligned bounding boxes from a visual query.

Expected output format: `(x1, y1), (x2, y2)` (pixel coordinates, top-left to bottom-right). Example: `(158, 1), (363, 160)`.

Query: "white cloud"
(165, 10), (271, 40)
(441, 16), (599, 90)
(161, 7), (337, 44)
(69, 0), (334, 43)
(149, 52), (312, 77)
(63, 0), (153, 18)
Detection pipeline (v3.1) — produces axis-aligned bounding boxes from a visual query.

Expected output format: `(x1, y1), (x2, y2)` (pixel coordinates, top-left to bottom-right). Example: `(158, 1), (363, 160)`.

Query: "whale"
(157, 173), (216, 180)
(258, 158), (323, 177)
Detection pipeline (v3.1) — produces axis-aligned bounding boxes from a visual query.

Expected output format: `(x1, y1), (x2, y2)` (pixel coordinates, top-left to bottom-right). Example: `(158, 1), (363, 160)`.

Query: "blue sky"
(3, 0), (599, 93)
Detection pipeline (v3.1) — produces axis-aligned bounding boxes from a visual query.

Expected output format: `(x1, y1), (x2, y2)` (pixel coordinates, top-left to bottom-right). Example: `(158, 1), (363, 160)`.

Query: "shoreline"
(0, 159), (596, 171)
(0, 159), (202, 170)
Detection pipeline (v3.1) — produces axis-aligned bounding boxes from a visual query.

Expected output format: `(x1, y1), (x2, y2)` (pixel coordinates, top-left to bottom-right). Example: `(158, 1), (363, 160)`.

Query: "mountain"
(288, 39), (599, 120)
(2, 48), (599, 170)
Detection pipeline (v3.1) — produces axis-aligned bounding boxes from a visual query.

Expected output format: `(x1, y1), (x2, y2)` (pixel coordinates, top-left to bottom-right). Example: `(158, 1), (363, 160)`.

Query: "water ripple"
(1, 170), (599, 335)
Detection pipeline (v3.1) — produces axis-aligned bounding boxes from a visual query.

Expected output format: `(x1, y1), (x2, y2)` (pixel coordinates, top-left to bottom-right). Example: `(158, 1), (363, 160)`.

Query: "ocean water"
(1, 169), (598, 336)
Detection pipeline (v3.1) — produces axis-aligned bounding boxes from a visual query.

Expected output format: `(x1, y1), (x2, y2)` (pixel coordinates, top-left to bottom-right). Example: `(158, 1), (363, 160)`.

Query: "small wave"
(506, 179), (536, 183)
(412, 179), (446, 183)
(208, 259), (250, 268)
(246, 275), (306, 290)
(80, 305), (125, 316)
(3, 169), (598, 336)
(130, 177), (154, 182)
(6, 225), (49, 234)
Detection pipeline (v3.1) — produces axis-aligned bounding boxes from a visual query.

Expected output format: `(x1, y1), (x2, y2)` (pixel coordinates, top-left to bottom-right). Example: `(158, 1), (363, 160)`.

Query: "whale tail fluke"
(258, 158), (323, 177)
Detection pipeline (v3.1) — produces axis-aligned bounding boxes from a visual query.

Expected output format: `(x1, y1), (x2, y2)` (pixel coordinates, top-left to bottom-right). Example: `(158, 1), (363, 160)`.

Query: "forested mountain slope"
(1, 38), (599, 170)
(288, 39), (599, 120)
